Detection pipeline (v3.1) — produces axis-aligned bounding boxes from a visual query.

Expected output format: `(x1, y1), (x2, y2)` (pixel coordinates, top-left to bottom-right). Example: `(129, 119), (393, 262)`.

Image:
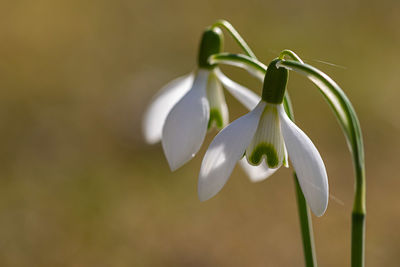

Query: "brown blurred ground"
(0, 0), (399, 266)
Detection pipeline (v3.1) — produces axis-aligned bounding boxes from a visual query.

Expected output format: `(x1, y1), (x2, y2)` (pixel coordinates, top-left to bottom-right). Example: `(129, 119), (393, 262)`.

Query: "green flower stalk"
(210, 50), (366, 267)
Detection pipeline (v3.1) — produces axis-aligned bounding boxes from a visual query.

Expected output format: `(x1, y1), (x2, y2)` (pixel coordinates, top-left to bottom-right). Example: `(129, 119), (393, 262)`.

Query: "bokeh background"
(1, 0), (399, 266)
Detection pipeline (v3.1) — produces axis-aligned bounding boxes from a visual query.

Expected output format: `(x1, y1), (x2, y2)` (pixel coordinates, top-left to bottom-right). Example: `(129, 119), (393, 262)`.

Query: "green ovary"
(248, 142), (279, 168)
(208, 109), (224, 129)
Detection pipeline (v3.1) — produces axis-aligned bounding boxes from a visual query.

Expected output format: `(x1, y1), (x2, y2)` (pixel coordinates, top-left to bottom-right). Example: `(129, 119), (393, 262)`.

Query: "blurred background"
(0, 0), (399, 266)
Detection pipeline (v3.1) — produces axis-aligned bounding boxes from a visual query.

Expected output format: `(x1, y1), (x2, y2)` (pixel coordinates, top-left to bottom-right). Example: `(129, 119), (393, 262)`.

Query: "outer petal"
(214, 68), (260, 110)
(142, 73), (194, 144)
(162, 70), (210, 171)
(238, 158), (277, 182)
(198, 101), (266, 201)
(278, 105), (329, 216)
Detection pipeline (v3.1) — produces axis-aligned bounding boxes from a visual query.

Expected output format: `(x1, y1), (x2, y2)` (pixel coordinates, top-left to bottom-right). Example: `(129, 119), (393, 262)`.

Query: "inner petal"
(206, 71), (229, 129)
(245, 104), (286, 168)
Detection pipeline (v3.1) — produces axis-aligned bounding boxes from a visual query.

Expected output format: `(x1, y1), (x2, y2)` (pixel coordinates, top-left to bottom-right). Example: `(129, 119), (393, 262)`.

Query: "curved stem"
(211, 19), (257, 59)
(277, 58), (366, 267)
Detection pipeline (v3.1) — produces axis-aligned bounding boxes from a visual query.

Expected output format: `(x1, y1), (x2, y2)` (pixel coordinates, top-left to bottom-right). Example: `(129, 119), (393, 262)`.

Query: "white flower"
(198, 60), (329, 217)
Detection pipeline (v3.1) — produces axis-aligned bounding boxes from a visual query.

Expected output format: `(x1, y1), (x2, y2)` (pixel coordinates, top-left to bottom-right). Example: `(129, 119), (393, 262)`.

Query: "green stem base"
(351, 212), (365, 267)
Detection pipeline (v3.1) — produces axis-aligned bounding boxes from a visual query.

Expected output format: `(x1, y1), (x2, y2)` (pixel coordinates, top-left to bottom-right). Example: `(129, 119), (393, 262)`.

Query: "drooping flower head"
(160, 28), (227, 171)
(198, 59), (329, 216)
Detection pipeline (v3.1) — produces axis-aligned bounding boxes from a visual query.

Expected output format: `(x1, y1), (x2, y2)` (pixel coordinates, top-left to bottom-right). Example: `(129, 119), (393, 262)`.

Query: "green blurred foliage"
(0, 0), (399, 266)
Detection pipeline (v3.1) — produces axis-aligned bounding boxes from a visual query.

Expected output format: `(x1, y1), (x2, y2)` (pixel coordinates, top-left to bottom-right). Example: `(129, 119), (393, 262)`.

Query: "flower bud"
(197, 28), (224, 69)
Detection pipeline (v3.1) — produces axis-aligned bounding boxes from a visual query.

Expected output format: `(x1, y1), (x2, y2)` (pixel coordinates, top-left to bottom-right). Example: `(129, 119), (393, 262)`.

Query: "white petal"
(162, 69), (210, 171)
(198, 101), (266, 201)
(239, 158), (277, 182)
(142, 73), (194, 144)
(214, 68), (260, 110)
(278, 105), (329, 216)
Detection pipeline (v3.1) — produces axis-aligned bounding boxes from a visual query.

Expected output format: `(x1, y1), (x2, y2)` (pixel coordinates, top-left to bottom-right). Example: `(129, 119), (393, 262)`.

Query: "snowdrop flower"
(198, 59), (329, 216)
(143, 28), (265, 177)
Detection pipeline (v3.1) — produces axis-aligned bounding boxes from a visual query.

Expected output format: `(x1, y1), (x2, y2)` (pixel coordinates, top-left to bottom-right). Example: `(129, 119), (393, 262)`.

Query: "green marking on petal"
(208, 108), (224, 129)
(283, 155), (288, 167)
(248, 142), (279, 168)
